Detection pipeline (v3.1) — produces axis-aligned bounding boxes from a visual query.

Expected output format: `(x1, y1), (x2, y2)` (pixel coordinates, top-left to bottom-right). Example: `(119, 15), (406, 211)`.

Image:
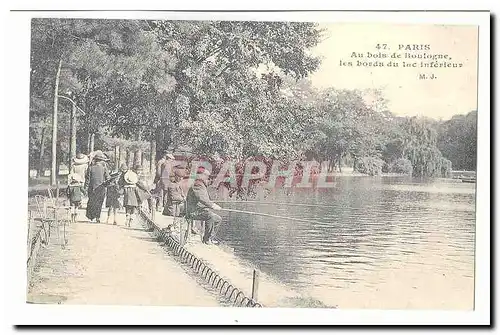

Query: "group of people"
(65, 149), (223, 245)
(66, 150), (150, 227)
(153, 150), (223, 245)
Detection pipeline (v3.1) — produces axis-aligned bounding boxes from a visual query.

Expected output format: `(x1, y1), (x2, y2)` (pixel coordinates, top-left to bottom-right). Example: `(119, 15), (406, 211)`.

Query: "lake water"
(216, 176), (476, 310)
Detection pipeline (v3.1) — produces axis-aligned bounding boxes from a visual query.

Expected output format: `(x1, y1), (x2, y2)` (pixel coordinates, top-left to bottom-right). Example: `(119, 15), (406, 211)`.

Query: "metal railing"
(138, 208), (263, 308)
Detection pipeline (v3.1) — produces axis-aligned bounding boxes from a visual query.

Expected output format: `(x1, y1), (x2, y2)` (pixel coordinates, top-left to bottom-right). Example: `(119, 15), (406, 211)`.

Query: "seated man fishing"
(185, 167), (222, 245)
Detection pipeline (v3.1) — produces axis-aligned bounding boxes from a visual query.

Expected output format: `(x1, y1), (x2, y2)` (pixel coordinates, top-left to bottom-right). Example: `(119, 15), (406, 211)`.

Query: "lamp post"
(58, 91), (84, 172)
(50, 60), (62, 186)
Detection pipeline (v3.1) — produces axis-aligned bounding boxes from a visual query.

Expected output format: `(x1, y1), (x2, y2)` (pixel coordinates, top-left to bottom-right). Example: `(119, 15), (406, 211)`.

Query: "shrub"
(389, 158), (413, 175)
(354, 156), (385, 176)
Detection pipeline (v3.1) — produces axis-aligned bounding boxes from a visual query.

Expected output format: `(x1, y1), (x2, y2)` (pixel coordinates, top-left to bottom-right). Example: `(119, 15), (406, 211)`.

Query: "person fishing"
(185, 167), (222, 245)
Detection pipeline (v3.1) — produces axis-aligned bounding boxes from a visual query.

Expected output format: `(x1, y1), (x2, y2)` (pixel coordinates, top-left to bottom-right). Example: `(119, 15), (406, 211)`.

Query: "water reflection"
(216, 176), (476, 309)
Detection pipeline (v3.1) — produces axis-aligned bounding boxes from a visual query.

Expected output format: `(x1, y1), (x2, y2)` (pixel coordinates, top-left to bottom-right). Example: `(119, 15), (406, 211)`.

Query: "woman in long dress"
(85, 151), (110, 223)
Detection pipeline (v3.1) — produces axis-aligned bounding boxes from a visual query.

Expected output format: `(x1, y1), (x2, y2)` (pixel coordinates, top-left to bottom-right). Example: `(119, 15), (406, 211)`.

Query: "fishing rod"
(216, 200), (336, 209)
(218, 208), (327, 225)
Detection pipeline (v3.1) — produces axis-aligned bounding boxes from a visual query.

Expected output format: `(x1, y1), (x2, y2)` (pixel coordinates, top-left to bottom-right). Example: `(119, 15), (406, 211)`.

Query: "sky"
(308, 23), (478, 120)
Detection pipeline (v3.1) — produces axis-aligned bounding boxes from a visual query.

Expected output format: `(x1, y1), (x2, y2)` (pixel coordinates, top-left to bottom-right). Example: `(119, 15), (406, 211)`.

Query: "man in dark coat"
(85, 152), (110, 222)
(185, 167), (222, 244)
(154, 151), (175, 211)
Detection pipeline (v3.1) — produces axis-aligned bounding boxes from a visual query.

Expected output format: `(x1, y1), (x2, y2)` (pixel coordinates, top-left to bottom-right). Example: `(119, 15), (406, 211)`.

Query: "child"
(119, 165), (150, 227)
(163, 164), (186, 217)
(105, 172), (122, 225)
(66, 174), (85, 223)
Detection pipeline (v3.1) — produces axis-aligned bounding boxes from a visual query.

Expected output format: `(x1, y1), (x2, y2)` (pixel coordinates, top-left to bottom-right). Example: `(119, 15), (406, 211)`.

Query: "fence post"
(251, 269), (260, 301)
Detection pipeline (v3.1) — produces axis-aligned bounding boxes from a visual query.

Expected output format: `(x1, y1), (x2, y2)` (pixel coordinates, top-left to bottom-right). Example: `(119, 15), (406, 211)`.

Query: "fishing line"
(218, 208), (328, 225)
(217, 200), (336, 209)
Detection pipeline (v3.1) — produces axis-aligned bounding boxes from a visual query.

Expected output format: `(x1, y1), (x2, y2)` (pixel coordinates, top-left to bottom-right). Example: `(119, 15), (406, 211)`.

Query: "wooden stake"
(251, 269), (260, 301)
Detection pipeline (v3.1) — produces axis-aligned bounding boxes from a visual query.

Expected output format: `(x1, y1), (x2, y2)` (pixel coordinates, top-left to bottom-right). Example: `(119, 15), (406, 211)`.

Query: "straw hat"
(166, 153), (175, 160)
(73, 153), (89, 165)
(123, 170), (139, 185)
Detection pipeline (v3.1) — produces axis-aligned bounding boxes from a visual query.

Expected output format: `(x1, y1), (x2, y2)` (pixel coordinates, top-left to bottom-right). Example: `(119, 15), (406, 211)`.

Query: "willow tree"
(398, 117), (452, 177)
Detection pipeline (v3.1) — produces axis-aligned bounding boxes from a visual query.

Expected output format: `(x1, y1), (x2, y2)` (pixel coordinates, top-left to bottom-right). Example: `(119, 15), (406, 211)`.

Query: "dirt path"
(27, 208), (220, 307)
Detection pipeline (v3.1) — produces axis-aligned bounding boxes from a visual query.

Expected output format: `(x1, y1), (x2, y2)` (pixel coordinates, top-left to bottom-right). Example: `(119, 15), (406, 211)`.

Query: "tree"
(30, 19), (177, 183)
(396, 117), (452, 177)
(304, 89), (391, 172)
(438, 111), (477, 171)
(150, 20), (324, 157)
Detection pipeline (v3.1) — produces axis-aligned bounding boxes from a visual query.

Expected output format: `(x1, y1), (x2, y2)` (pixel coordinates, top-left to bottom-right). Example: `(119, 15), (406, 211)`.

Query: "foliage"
(437, 111), (477, 171)
(28, 18), (475, 181)
(398, 117), (450, 177)
(388, 158), (413, 175)
(353, 156), (385, 176)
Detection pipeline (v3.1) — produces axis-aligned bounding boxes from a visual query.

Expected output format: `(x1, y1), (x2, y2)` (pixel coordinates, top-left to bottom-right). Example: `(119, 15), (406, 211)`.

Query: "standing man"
(185, 167), (222, 245)
(85, 151), (110, 223)
(154, 150), (175, 212)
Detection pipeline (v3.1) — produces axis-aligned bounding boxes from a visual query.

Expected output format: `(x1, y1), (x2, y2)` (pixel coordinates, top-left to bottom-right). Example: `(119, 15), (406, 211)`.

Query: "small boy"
(105, 172), (122, 225)
(66, 173), (85, 223)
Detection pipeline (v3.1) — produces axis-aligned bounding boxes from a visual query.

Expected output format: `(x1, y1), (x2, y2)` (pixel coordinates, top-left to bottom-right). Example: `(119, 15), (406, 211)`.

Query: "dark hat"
(93, 151), (109, 161)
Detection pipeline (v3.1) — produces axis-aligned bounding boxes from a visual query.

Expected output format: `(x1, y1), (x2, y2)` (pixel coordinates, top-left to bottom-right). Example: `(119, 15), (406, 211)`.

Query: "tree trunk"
(56, 139), (61, 178)
(69, 100), (77, 169)
(38, 126), (46, 178)
(125, 150), (130, 168)
(50, 58), (62, 186)
(338, 155), (342, 173)
(87, 132), (91, 153)
(134, 149), (142, 169)
(126, 150), (135, 168)
(155, 127), (164, 160)
(155, 126), (172, 160)
(119, 145), (126, 166)
(89, 133), (95, 152)
(130, 151), (135, 168)
(150, 140), (156, 175)
(114, 145), (120, 171)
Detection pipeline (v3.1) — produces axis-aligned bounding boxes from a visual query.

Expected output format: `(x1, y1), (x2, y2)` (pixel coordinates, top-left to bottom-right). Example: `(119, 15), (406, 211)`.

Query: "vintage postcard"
(5, 8), (490, 326)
